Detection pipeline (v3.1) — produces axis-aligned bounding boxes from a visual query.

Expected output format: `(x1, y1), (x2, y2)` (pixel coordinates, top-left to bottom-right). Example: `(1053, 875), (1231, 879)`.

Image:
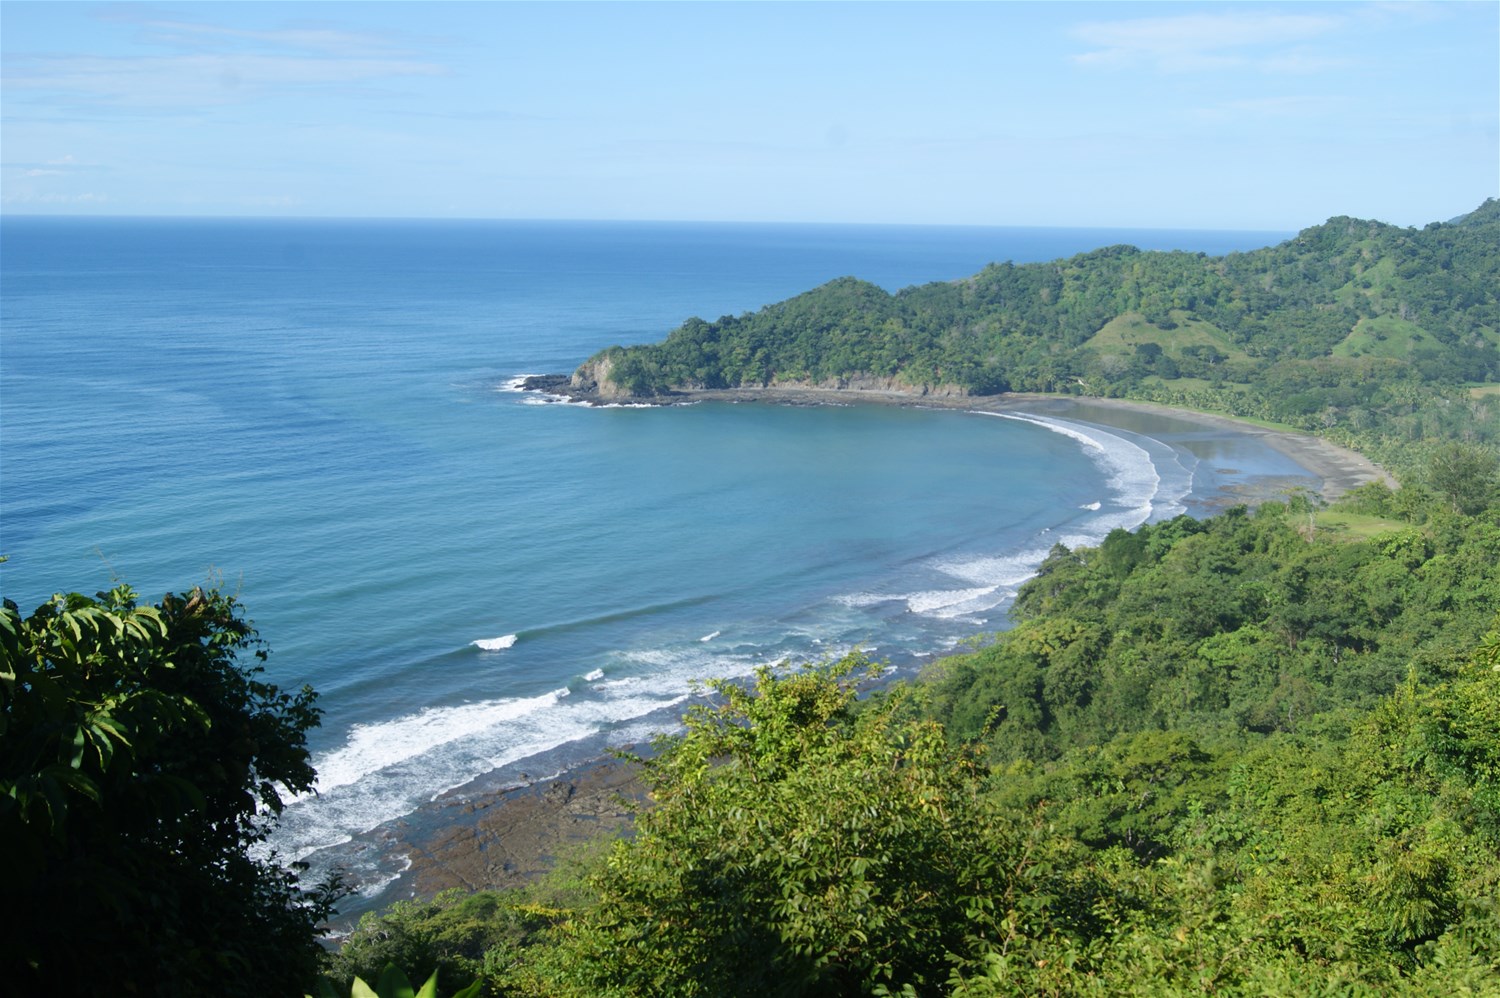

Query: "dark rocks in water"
(516, 372), (603, 404)
(520, 373), (573, 393)
(401, 759), (647, 897)
(516, 371), (677, 406)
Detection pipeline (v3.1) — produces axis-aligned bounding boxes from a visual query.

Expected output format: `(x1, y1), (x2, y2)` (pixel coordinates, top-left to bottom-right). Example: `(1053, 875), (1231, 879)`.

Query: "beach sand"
(659, 386), (1395, 504)
(365, 388), (1393, 916)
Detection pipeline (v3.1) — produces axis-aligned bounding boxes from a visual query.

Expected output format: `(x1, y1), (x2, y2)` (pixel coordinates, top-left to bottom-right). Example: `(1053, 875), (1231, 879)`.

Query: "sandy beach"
(651, 386), (1394, 504)
(359, 385), (1394, 918)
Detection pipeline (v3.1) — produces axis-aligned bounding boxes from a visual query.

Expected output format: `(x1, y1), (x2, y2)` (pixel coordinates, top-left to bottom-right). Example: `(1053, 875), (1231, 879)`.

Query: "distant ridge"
(549, 200), (1500, 473)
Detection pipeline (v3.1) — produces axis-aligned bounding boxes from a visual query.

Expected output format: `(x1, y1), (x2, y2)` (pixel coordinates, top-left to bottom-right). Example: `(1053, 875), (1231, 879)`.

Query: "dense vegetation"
(323, 202), (1500, 993)
(580, 200), (1500, 474)
(0, 584), (339, 995)
(7, 202), (1498, 992)
(326, 473), (1500, 995)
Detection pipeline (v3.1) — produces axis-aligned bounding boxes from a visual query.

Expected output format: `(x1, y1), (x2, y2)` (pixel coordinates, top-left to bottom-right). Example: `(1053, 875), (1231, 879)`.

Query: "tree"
(1426, 443), (1499, 515)
(0, 582), (339, 995)
(528, 656), (1013, 996)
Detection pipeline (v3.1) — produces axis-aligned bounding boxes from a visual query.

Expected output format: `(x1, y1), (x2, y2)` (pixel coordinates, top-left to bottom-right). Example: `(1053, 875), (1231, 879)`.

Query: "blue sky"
(2, 1), (1495, 229)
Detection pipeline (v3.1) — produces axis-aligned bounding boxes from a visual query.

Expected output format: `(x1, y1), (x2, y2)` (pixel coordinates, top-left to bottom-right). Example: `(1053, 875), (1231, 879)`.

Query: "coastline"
(353, 382), (1394, 926)
(394, 757), (647, 902)
(668, 387), (1395, 502)
(530, 378), (1394, 503)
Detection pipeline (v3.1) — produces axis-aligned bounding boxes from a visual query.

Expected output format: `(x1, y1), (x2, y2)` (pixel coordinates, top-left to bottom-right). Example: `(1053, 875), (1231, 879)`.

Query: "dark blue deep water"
(1, 216), (1305, 903)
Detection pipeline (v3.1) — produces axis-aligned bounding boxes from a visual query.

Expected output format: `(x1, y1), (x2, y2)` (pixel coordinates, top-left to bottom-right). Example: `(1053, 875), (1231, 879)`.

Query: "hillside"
(333, 490), (1500, 993)
(567, 200), (1500, 472)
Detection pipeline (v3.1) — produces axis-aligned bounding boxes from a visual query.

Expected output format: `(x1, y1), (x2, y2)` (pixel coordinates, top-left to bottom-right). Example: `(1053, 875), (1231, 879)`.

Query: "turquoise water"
(0, 217), (1304, 903)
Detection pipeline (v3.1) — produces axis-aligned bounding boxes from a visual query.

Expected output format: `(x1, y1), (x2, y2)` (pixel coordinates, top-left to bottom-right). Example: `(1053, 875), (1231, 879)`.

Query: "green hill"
(569, 199), (1500, 472)
(305, 202), (1500, 994)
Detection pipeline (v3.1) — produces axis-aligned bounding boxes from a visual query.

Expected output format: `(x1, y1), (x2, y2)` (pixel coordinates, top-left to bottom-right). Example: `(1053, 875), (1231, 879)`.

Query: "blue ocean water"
(1, 217), (1302, 905)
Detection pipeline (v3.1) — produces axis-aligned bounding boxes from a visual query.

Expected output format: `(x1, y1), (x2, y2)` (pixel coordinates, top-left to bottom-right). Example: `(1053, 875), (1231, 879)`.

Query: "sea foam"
(307, 687), (566, 796)
(272, 640), (772, 871)
(286, 408), (1187, 894)
(977, 411), (1160, 531)
(471, 634), (518, 651)
(826, 413), (1169, 632)
(497, 374), (538, 392)
(273, 682), (699, 867)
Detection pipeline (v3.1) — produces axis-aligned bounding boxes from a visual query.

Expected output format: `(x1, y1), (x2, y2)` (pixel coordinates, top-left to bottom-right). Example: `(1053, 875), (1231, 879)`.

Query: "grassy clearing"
(1085, 312), (1247, 360)
(1467, 383), (1500, 399)
(1332, 315), (1435, 359)
(1314, 509), (1410, 540)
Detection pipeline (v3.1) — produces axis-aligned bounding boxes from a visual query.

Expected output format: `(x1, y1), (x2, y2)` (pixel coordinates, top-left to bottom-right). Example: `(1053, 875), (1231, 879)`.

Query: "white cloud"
(1071, 12), (1344, 73)
(3, 9), (449, 113)
(2, 155), (95, 175)
(1, 191), (108, 204)
(4, 52), (449, 109)
(99, 9), (429, 59)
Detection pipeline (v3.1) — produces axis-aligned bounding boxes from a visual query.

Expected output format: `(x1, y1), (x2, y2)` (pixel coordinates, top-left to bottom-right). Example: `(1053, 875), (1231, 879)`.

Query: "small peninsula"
(529, 198), (1500, 483)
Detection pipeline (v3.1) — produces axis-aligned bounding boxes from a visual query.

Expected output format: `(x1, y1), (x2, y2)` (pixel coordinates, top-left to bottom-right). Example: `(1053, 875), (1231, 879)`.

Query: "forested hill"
(572, 199), (1500, 470)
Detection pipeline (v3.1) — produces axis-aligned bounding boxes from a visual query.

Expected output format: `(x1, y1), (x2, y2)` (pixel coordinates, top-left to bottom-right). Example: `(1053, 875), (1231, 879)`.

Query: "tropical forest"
(4, 202), (1500, 996)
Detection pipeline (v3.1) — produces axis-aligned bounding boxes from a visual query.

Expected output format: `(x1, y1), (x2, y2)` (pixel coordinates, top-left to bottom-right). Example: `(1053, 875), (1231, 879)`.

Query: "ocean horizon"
(1, 216), (1312, 913)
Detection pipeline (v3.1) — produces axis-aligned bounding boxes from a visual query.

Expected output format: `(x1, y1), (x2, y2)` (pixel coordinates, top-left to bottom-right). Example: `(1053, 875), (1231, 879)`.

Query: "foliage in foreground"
(9, 487), (1495, 994)
(307, 962), (482, 998)
(521, 658), (1013, 996)
(0, 583), (338, 996)
(340, 652), (1499, 996)
(333, 487), (1500, 996)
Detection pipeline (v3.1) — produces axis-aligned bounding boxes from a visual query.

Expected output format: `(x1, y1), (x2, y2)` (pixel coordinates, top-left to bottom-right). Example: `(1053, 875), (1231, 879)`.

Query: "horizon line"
(0, 211), (1312, 235)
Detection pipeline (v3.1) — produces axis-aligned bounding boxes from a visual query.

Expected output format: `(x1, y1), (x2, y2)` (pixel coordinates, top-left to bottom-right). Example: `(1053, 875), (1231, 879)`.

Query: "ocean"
(0, 216), (1306, 911)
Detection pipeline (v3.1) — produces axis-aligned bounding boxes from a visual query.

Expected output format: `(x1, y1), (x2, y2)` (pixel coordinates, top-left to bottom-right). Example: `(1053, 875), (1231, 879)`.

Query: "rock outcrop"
(773, 374), (970, 397)
(569, 355), (633, 400)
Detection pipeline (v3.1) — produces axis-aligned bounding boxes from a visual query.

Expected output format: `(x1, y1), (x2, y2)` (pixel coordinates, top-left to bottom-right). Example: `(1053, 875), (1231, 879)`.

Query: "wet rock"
(400, 759), (648, 897)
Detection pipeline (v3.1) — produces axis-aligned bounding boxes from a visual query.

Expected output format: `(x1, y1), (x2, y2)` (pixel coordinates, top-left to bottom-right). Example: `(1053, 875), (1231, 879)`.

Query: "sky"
(1, 1), (1496, 230)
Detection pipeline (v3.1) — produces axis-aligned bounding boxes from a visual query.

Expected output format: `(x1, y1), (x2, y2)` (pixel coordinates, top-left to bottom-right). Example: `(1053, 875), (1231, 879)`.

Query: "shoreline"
(528, 378), (1394, 503)
(347, 382), (1395, 928)
(393, 757), (647, 903)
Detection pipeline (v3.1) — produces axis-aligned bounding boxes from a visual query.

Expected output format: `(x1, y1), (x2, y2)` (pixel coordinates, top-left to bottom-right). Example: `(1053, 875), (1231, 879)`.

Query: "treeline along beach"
(4, 203), (1500, 994)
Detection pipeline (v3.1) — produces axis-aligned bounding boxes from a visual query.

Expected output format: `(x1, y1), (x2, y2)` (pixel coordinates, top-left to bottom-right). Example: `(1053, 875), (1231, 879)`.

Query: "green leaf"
(413, 970), (441, 998)
(90, 714), (132, 746)
(68, 726), (87, 769)
(53, 768), (102, 806)
(350, 977), (379, 998)
(375, 963), (415, 998)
